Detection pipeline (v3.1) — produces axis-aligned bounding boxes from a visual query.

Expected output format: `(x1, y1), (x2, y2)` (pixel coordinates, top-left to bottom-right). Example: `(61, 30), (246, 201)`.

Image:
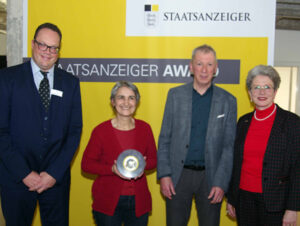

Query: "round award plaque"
(116, 149), (145, 179)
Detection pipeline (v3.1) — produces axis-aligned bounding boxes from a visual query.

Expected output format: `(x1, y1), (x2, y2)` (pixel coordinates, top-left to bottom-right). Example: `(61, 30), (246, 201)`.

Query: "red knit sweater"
(240, 104), (276, 193)
(81, 119), (157, 216)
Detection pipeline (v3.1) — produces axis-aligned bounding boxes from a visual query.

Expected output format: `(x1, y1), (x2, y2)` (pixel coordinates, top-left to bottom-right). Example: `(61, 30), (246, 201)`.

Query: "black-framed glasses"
(34, 40), (60, 54)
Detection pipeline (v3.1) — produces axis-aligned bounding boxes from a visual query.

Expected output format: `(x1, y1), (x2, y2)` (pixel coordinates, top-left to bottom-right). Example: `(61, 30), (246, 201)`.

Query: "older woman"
(82, 81), (157, 226)
(227, 65), (300, 226)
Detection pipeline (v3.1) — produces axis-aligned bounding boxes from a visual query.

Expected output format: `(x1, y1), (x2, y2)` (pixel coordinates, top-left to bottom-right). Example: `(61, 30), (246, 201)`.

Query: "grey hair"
(246, 65), (281, 91)
(110, 81), (140, 104)
(191, 44), (217, 63)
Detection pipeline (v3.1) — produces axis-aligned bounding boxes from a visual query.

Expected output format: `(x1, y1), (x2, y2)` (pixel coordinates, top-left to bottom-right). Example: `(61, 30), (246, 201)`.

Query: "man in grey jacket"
(157, 44), (237, 226)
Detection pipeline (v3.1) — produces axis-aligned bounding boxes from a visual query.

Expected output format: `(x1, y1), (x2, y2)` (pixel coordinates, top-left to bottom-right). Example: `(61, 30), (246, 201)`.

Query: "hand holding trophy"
(116, 149), (145, 179)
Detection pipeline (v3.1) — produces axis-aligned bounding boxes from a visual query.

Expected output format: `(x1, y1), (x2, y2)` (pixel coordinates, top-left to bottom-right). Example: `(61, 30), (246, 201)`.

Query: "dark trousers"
(166, 168), (221, 226)
(236, 189), (284, 226)
(93, 196), (149, 226)
(1, 182), (70, 226)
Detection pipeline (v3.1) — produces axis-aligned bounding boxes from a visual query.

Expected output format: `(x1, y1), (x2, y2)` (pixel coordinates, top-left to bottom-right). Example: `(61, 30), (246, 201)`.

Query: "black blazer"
(227, 105), (300, 212)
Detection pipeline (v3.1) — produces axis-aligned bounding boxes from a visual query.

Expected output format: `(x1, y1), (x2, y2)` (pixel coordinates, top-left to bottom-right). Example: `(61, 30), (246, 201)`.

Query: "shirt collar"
(193, 84), (213, 96)
(30, 59), (55, 77)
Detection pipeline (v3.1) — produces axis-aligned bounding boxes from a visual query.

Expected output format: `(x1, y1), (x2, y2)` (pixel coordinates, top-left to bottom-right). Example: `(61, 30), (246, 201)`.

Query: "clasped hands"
(22, 171), (56, 193)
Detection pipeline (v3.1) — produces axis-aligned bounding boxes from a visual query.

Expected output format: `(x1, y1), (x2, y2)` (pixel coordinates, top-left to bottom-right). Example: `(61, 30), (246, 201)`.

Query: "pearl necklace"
(254, 105), (277, 121)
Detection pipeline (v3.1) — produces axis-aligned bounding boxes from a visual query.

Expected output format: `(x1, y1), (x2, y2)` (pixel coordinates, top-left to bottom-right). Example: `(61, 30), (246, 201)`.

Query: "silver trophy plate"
(116, 149), (145, 179)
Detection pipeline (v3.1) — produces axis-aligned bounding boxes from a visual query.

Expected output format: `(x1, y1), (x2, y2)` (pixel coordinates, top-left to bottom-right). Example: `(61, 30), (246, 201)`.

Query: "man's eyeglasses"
(251, 85), (273, 92)
(34, 40), (60, 54)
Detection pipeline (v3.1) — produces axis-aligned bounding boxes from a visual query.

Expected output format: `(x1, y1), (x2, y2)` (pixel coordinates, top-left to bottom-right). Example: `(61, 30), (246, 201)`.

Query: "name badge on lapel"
(51, 89), (63, 97)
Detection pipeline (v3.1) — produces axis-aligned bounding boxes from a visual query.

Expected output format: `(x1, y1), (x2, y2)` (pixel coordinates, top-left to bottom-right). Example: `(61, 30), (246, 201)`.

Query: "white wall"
(274, 29), (300, 116)
(274, 30), (300, 66)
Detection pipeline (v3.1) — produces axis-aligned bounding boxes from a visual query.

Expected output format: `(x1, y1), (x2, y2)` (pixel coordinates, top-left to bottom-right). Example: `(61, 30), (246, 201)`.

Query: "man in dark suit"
(157, 44), (237, 226)
(0, 23), (82, 226)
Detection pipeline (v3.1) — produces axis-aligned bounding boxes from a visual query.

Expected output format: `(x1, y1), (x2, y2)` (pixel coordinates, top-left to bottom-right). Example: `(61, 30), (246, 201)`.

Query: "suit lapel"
(49, 68), (63, 118)
(183, 83), (193, 144)
(207, 86), (218, 125)
(264, 106), (286, 159)
(23, 61), (40, 101)
(237, 114), (252, 160)
(206, 85), (222, 140)
(23, 62), (45, 121)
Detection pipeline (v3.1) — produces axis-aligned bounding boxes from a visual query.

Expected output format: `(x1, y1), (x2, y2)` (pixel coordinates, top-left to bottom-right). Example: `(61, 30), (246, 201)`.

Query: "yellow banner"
(26, 0), (269, 225)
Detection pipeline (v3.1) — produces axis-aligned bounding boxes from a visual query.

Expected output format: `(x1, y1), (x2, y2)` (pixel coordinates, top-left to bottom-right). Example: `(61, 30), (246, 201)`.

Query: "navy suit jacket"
(227, 105), (300, 211)
(0, 61), (82, 188)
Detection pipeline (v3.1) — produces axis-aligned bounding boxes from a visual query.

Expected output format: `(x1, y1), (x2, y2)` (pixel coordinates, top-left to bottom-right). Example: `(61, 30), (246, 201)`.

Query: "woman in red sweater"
(226, 65), (300, 226)
(82, 81), (157, 226)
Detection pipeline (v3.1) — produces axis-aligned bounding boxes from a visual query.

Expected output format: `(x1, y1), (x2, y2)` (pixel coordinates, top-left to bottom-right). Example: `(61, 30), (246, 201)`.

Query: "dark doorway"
(0, 55), (7, 68)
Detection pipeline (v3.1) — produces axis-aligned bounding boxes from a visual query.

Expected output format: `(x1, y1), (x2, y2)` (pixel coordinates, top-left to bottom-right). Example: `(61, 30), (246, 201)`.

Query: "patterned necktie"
(39, 71), (50, 111)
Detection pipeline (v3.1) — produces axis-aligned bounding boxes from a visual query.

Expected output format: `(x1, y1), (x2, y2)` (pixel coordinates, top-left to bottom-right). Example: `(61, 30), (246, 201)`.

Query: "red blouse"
(240, 104), (276, 193)
(81, 119), (157, 217)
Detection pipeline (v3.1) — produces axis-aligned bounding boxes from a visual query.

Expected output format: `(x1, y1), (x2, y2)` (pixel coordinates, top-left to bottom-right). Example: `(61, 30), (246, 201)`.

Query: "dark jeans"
(93, 196), (149, 226)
